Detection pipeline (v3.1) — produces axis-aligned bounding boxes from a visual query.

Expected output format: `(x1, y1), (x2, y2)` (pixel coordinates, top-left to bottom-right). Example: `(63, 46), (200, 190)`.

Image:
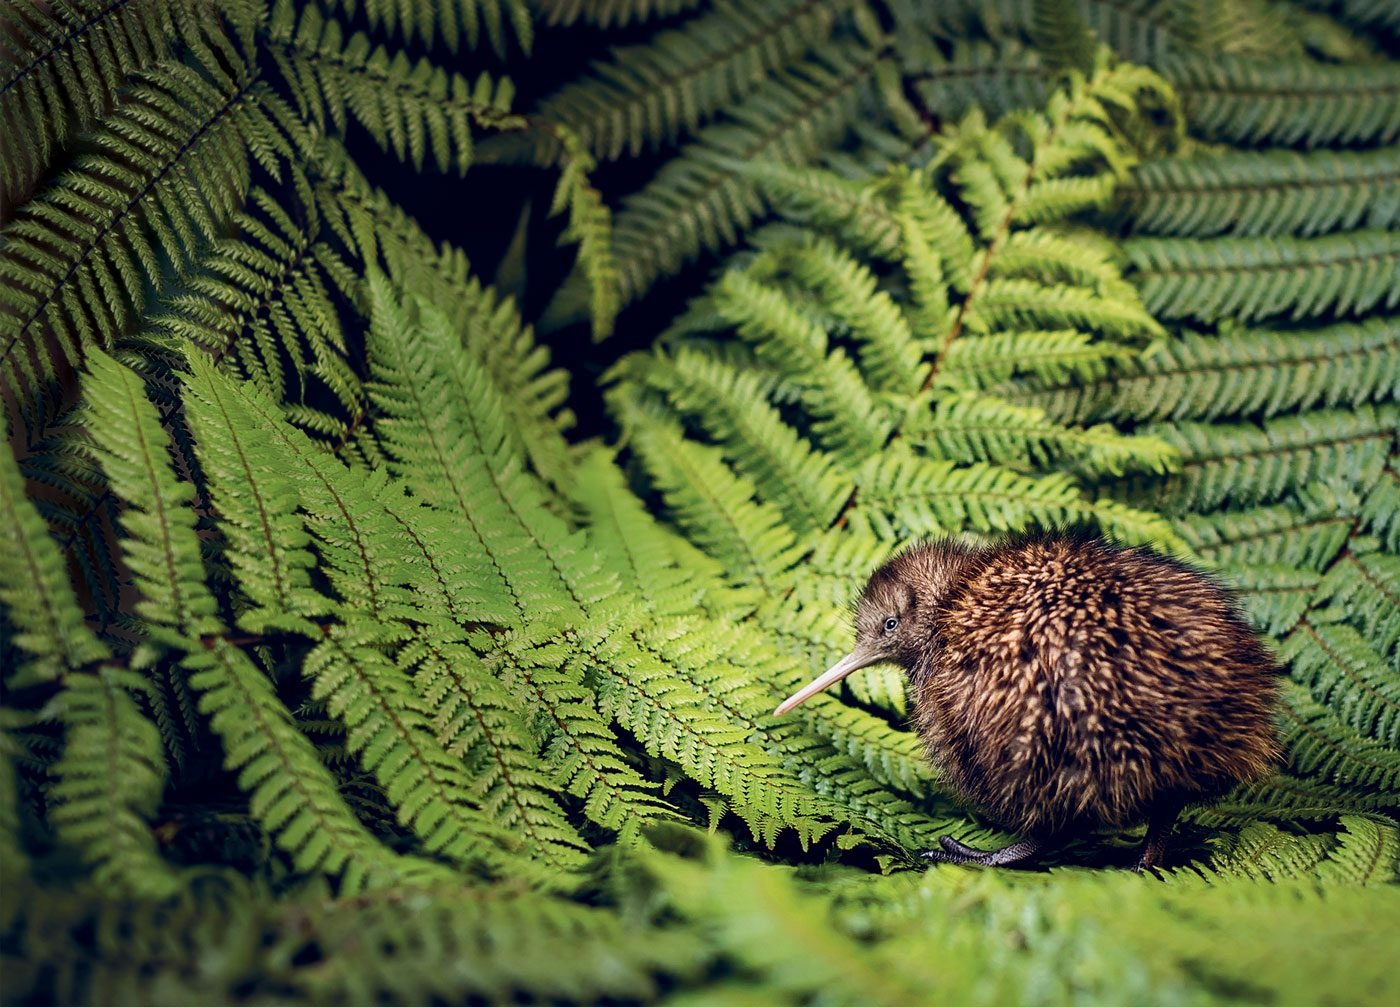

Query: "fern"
(47, 669), (182, 898)
(1123, 145), (1400, 237)
(0, 0), (222, 202)
(268, 3), (520, 176)
(513, 0), (847, 163)
(1127, 230), (1400, 322)
(0, 39), (288, 422)
(4, 6), (1400, 1004)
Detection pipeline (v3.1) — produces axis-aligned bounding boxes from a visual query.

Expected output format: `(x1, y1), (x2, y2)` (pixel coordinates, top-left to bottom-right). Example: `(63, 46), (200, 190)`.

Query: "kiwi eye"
(883, 617), (899, 633)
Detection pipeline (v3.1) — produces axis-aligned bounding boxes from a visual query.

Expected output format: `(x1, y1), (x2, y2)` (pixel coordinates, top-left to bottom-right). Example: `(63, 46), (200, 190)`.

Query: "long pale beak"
(773, 648), (884, 716)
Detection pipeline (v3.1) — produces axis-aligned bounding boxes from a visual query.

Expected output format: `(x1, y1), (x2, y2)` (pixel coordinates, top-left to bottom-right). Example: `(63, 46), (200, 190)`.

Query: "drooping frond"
(48, 669), (181, 898)
(268, 4), (520, 176)
(81, 350), (220, 645)
(152, 186), (361, 422)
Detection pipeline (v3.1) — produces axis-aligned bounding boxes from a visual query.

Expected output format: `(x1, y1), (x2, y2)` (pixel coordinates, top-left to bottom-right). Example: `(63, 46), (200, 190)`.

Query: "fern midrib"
(0, 0), (142, 97)
(1, 74), (261, 363)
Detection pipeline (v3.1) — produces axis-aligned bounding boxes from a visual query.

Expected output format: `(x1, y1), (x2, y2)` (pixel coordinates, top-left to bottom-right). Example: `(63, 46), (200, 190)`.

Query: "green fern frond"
(906, 393), (1179, 476)
(942, 329), (1133, 389)
(268, 4), (520, 176)
(536, 0), (706, 28)
(1137, 404), (1397, 510)
(1124, 145), (1400, 237)
(777, 236), (927, 394)
(622, 349), (851, 534)
(154, 186), (360, 422)
(1128, 230), (1400, 323)
(519, 0), (845, 162)
(907, 41), (1054, 125)
(711, 270), (895, 462)
(1022, 316), (1400, 424)
(542, 42), (886, 328)
(615, 392), (805, 592)
(1280, 681), (1400, 791)
(744, 161), (905, 260)
(0, 0), (210, 200)
(1284, 617), (1400, 747)
(319, 0), (532, 56)
(48, 668), (181, 898)
(1175, 489), (1356, 572)
(549, 130), (621, 339)
(184, 638), (452, 892)
(0, 48), (286, 419)
(81, 350), (221, 646)
(0, 416), (109, 685)
(1161, 52), (1400, 145)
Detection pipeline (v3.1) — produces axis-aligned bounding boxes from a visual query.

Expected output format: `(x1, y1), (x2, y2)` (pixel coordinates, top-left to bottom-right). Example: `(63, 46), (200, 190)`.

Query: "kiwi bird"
(774, 532), (1281, 869)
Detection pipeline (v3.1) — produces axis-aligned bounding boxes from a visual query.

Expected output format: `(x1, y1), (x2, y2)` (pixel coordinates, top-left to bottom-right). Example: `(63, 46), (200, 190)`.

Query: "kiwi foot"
(920, 835), (1043, 868)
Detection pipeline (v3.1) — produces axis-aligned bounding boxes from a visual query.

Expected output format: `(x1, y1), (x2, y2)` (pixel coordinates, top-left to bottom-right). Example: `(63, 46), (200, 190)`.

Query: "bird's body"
(775, 531), (1282, 868)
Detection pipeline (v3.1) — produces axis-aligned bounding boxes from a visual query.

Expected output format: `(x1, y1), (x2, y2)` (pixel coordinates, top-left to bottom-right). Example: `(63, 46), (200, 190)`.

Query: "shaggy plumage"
(779, 531), (1282, 868)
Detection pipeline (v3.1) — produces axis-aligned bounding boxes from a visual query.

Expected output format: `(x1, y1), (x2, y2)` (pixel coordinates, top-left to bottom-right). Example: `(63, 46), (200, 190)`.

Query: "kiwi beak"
(773, 647), (884, 716)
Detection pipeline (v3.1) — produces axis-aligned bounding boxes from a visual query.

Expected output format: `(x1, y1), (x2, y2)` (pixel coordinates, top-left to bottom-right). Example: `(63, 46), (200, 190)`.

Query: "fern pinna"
(3, 0), (1399, 1003)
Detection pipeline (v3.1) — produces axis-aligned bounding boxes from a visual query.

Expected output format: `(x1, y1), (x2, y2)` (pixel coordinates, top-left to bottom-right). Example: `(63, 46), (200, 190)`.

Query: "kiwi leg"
(921, 835), (1043, 867)
(1134, 802), (1182, 871)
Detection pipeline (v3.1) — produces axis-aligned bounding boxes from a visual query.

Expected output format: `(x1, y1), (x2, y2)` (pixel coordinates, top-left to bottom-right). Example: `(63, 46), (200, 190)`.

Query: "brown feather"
(853, 532), (1281, 840)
